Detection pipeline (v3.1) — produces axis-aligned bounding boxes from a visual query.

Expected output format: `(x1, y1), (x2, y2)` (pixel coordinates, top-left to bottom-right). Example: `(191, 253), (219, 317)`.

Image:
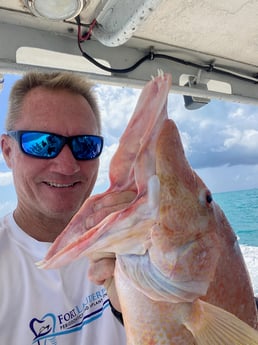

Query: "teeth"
(45, 182), (75, 188)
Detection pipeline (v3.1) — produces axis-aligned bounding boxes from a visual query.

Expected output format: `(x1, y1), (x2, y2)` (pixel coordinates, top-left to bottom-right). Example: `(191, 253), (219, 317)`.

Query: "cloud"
(0, 152), (5, 164)
(165, 97), (258, 169)
(197, 164), (258, 193)
(95, 143), (118, 191)
(0, 171), (13, 186)
(223, 128), (258, 150)
(95, 84), (140, 144)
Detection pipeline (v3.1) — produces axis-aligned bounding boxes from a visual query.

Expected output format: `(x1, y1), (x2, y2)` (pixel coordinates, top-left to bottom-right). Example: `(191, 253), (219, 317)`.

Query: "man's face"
(1, 86), (100, 223)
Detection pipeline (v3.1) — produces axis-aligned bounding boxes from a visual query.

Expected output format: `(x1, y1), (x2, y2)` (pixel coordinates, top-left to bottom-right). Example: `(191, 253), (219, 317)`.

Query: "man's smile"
(43, 181), (79, 188)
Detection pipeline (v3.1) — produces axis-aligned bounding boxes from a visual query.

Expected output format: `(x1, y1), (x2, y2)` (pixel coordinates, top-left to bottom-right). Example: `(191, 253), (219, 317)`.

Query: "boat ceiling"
(0, 0), (258, 105)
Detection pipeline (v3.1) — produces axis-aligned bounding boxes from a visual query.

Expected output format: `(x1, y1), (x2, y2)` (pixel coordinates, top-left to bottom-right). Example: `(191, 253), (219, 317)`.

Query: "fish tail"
(183, 299), (258, 345)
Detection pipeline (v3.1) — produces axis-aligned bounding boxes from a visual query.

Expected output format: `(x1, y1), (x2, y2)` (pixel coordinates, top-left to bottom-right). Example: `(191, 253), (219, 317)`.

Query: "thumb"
(104, 277), (121, 312)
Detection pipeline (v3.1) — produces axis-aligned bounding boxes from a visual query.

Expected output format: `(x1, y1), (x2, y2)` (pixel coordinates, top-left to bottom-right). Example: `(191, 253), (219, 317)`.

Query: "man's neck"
(13, 208), (70, 242)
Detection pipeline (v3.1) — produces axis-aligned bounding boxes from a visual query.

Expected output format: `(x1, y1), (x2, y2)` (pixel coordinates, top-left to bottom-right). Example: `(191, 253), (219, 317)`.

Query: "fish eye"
(206, 193), (213, 204)
(199, 189), (213, 206)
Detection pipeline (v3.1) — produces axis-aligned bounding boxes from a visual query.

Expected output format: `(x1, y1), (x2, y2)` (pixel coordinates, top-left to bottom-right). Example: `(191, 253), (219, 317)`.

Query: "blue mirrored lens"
(71, 135), (103, 160)
(21, 132), (64, 158)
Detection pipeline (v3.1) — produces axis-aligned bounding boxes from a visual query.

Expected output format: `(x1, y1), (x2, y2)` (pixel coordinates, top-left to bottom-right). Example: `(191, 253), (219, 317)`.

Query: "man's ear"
(1, 134), (13, 169)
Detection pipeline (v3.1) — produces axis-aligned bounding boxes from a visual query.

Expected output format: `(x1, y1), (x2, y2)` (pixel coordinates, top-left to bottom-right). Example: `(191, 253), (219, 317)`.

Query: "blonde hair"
(5, 71), (101, 132)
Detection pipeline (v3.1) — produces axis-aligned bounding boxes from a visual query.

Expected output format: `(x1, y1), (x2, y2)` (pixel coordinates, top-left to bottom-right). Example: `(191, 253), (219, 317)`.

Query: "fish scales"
(39, 73), (258, 344)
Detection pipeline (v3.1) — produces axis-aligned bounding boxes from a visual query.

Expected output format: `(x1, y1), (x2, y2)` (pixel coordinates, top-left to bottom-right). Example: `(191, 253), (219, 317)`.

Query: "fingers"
(88, 257), (122, 312)
(88, 257), (116, 285)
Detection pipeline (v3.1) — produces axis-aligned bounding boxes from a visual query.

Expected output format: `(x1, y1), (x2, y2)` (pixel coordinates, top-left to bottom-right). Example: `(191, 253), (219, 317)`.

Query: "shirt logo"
(29, 288), (109, 344)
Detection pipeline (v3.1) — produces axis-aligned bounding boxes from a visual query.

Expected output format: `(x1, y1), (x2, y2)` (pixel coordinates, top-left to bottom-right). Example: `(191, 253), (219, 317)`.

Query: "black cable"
(76, 16), (258, 84)
(76, 16), (152, 74)
(79, 43), (153, 73)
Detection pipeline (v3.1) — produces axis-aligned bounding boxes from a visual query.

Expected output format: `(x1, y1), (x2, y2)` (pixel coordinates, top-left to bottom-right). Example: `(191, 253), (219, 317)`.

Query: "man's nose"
(50, 144), (80, 175)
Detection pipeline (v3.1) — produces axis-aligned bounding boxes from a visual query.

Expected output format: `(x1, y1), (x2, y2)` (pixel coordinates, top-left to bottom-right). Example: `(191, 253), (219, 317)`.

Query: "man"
(0, 71), (134, 344)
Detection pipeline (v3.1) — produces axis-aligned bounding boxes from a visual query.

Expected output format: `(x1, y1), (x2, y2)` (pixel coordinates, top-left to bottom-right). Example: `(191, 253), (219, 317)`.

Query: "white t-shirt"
(0, 213), (126, 345)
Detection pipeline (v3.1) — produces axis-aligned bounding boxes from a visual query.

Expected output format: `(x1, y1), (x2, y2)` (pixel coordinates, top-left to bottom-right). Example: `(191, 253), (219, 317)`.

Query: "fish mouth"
(43, 181), (78, 188)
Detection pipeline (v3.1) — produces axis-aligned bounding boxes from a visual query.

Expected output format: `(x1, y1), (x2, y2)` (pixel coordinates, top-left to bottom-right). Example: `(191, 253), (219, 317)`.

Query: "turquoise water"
(214, 189), (258, 247)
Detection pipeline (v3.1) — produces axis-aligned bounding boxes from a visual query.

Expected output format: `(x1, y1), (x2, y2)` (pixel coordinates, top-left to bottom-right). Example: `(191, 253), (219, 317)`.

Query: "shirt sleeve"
(109, 301), (124, 325)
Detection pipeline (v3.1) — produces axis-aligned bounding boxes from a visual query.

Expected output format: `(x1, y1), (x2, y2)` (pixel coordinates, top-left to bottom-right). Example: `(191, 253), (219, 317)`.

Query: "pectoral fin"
(184, 299), (258, 345)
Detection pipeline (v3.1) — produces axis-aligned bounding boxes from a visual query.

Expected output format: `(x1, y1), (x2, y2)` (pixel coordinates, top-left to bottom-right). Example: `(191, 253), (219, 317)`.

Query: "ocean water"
(213, 188), (258, 295)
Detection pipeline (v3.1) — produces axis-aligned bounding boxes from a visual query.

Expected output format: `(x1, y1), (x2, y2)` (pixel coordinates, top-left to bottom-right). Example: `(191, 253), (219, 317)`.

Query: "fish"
(39, 72), (258, 344)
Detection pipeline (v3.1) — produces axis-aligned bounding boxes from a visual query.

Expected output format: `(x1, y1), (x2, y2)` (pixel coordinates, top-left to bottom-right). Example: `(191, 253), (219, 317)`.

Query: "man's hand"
(86, 190), (136, 312)
(88, 258), (121, 311)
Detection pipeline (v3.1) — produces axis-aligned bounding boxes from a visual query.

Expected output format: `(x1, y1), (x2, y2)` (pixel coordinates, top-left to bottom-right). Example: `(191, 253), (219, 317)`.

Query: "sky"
(0, 73), (258, 217)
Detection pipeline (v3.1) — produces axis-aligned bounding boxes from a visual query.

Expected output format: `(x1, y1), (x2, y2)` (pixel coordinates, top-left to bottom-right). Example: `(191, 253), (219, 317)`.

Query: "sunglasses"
(7, 130), (104, 160)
